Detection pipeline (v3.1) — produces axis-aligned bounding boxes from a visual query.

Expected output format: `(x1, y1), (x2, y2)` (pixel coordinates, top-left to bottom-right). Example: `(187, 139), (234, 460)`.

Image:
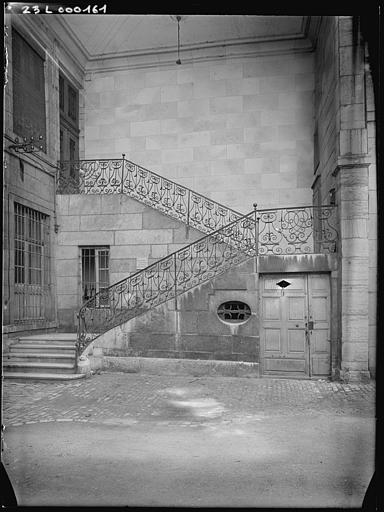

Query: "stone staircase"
(58, 158), (337, 360)
(3, 334), (85, 381)
(3, 158), (338, 382)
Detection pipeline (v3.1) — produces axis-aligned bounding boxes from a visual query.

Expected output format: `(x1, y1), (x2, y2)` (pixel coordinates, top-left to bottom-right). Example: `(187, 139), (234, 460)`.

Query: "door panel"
(308, 274), (330, 377)
(264, 358), (306, 372)
(264, 297), (280, 320)
(265, 329), (281, 352)
(260, 273), (331, 377)
(312, 329), (329, 352)
(311, 296), (328, 321)
(260, 273), (308, 375)
(287, 330), (306, 353)
(288, 297), (306, 320)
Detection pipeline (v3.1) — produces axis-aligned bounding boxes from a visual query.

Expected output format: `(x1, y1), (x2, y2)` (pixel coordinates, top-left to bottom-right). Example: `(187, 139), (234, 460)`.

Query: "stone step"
(4, 353), (76, 364)
(18, 335), (77, 345)
(19, 333), (77, 339)
(9, 344), (76, 354)
(15, 341), (77, 348)
(3, 372), (86, 381)
(3, 362), (76, 374)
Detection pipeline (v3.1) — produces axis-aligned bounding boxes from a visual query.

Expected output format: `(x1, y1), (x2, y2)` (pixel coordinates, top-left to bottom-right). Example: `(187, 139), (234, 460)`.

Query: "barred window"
(14, 203), (49, 285)
(217, 301), (251, 323)
(14, 203), (50, 322)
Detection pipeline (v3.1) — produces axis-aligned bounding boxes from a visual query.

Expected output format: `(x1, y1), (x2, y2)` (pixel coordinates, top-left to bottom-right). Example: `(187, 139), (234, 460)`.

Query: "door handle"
(307, 321), (314, 331)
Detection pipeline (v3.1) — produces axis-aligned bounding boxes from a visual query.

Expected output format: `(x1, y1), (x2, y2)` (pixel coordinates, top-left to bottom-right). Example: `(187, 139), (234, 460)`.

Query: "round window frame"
(217, 300), (252, 325)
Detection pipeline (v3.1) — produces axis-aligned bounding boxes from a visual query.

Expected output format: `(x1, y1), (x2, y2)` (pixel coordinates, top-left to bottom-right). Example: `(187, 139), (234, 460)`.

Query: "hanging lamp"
(170, 15), (187, 65)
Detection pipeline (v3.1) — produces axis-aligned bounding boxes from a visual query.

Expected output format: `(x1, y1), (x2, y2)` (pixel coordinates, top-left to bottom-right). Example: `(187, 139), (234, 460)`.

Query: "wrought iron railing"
(76, 204), (338, 354)
(57, 157), (241, 235)
(77, 211), (257, 352)
(258, 206), (338, 255)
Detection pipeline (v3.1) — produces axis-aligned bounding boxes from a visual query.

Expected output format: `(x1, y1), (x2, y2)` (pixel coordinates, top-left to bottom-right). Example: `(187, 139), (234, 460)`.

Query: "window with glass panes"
(68, 85), (78, 121)
(81, 247), (110, 306)
(59, 72), (79, 168)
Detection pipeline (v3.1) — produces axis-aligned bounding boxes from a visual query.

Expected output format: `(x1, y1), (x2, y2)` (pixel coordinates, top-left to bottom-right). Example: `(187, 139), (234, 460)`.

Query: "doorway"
(260, 273), (331, 378)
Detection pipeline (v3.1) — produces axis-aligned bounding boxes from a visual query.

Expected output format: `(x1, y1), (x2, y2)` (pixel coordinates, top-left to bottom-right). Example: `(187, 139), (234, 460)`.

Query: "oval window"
(217, 301), (251, 323)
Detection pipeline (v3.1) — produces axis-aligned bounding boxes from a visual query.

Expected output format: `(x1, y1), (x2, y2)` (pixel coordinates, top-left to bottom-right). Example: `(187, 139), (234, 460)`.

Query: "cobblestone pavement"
(2, 373), (375, 428)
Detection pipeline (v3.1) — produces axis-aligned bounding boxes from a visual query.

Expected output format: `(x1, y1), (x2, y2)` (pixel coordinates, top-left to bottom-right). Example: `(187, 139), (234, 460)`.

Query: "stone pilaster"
(329, 16), (373, 382)
(333, 161), (371, 382)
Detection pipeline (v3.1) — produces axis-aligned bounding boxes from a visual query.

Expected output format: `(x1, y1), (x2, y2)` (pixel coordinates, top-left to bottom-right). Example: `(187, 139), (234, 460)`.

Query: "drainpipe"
(174, 252), (181, 355)
(121, 153), (125, 194)
(185, 189), (191, 239)
(54, 162), (60, 234)
(4, 156), (11, 319)
(253, 203), (259, 274)
(75, 314), (81, 372)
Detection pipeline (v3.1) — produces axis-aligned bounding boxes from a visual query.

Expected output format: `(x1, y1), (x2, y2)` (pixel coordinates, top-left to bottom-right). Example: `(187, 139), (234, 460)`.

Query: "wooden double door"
(260, 273), (331, 378)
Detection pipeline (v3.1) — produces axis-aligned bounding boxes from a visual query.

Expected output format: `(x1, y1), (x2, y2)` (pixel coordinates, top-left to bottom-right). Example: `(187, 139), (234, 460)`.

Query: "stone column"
(333, 161), (371, 382)
(332, 17), (373, 382)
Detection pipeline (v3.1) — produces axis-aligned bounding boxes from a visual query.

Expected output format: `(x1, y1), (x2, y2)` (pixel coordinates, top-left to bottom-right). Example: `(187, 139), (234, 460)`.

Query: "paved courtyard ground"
(1, 373), (376, 507)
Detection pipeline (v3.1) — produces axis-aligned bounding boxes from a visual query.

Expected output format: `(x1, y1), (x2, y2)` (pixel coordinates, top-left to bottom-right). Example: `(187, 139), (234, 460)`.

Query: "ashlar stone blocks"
(87, 259), (259, 363)
(55, 194), (212, 331)
(84, 52), (316, 213)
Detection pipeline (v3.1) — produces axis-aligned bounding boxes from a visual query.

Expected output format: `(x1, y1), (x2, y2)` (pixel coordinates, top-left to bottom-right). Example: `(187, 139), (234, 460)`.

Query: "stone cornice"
(42, 15), (89, 71)
(5, 14), (85, 86)
(332, 157), (372, 176)
(304, 15), (322, 49)
(85, 37), (314, 74)
(6, 14), (319, 76)
(46, 15), (318, 74)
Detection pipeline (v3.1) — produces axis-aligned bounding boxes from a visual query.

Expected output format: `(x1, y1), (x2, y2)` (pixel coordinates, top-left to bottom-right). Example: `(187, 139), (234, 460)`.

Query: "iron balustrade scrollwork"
(61, 157), (339, 355)
(77, 211), (257, 354)
(57, 159), (125, 195)
(57, 157), (241, 235)
(257, 206), (338, 255)
(76, 204), (338, 355)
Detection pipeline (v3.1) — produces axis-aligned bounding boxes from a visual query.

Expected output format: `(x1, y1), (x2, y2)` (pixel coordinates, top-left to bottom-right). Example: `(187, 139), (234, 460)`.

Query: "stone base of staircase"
(3, 334), (86, 382)
(3, 372), (86, 381)
(102, 356), (260, 378)
(3, 335), (260, 381)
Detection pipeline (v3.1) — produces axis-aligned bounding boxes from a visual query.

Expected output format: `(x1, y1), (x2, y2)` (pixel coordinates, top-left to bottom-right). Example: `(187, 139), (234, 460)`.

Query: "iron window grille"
(14, 202), (50, 322)
(217, 301), (251, 323)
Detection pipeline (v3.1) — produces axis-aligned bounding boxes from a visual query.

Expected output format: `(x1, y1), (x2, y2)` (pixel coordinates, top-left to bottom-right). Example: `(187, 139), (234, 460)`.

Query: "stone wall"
(366, 69), (377, 378)
(3, 154), (57, 332)
(82, 52), (315, 213)
(3, 15), (82, 334)
(89, 259), (259, 363)
(313, 16), (338, 202)
(313, 16), (376, 380)
(55, 194), (202, 330)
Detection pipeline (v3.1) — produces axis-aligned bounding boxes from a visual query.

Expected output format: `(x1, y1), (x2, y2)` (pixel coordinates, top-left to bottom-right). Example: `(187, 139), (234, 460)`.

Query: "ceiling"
(55, 15), (310, 60)
(22, 14), (319, 76)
